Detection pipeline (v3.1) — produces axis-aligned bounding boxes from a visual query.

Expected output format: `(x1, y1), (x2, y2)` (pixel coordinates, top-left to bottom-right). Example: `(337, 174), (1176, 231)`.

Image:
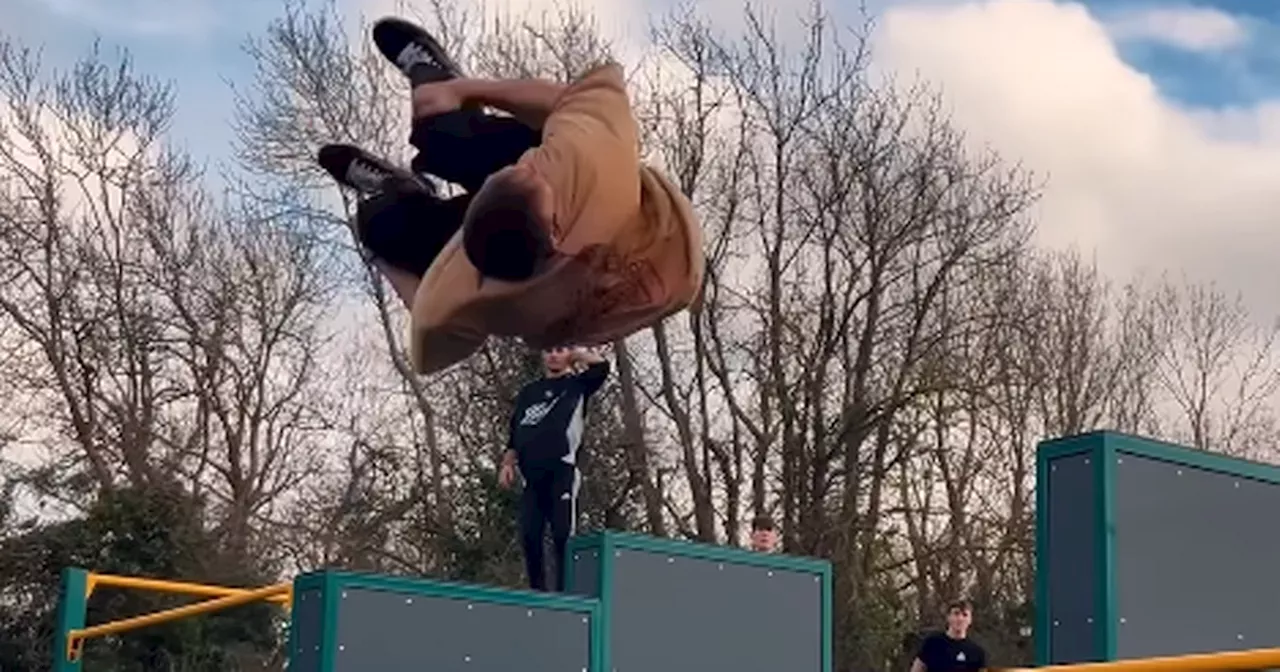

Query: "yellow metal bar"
(87, 573), (291, 604)
(66, 582), (290, 656)
(1001, 647), (1280, 672)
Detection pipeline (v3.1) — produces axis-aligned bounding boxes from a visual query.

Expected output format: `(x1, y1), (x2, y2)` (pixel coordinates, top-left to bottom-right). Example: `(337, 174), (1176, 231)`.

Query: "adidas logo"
(396, 42), (432, 71)
(346, 160), (388, 190)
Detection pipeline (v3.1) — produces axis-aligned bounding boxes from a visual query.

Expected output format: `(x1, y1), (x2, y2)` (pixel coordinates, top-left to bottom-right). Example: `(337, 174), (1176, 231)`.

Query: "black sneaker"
(371, 17), (464, 87)
(316, 143), (433, 197)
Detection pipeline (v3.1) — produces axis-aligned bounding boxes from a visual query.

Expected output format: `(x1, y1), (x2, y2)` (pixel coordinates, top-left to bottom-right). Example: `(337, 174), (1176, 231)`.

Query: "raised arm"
(418, 62), (632, 142)
(448, 78), (567, 130)
(574, 346), (606, 366)
(571, 347), (611, 395)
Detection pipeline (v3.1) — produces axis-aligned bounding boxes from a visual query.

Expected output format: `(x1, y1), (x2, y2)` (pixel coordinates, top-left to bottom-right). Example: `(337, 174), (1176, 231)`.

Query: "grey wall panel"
(290, 588), (324, 671)
(1113, 453), (1280, 659)
(571, 547), (602, 599)
(1046, 453), (1098, 664)
(608, 548), (822, 672)
(328, 587), (592, 671)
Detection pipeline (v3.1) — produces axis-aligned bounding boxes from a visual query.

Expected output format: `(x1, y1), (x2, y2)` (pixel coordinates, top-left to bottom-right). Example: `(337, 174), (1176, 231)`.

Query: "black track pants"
(518, 462), (579, 592)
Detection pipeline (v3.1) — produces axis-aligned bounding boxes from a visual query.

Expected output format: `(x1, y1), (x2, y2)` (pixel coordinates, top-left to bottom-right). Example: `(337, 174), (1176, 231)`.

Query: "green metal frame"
(288, 570), (603, 672)
(566, 530), (618, 672)
(566, 529), (833, 672)
(1034, 430), (1280, 666)
(52, 567), (89, 672)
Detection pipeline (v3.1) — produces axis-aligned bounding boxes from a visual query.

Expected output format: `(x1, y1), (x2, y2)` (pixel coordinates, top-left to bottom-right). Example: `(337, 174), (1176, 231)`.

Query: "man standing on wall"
(499, 346), (610, 592)
(911, 599), (988, 672)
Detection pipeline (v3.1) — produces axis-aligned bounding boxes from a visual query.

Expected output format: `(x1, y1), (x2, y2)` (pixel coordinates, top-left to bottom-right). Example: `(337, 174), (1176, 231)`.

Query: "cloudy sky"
(6, 0), (1280, 316)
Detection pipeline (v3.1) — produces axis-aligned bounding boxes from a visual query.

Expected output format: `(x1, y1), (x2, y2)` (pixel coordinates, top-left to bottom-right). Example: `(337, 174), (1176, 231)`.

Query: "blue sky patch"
(8, 0), (271, 171)
(1092, 0), (1280, 107)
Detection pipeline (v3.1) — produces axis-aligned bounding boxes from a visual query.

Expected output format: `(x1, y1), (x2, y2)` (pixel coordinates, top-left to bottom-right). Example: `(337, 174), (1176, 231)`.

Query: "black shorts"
(356, 110), (540, 276)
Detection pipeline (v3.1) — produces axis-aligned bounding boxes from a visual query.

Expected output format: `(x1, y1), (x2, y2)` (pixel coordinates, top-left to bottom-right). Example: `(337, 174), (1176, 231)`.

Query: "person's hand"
(412, 81), (464, 119)
(573, 346), (606, 364)
(498, 461), (516, 489)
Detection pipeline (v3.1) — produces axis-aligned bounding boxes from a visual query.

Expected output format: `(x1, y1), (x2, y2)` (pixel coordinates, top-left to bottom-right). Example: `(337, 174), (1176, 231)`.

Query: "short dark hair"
(463, 170), (551, 281)
(751, 515), (776, 532)
(946, 598), (973, 613)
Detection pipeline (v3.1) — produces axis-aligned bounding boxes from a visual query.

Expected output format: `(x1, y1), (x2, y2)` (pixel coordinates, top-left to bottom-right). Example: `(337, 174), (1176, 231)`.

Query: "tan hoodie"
(407, 63), (705, 374)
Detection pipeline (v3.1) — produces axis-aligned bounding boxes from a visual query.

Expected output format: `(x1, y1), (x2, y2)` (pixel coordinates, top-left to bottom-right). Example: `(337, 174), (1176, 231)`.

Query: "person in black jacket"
(499, 346), (610, 591)
(911, 599), (988, 672)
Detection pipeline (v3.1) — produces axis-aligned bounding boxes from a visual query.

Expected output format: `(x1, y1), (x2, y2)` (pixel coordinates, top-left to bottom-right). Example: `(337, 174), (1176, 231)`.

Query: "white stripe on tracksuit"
(562, 396), (585, 535)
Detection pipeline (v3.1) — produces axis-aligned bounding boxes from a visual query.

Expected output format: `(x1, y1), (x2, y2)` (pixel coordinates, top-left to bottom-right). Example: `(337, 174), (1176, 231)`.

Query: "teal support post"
(1034, 430), (1280, 664)
(52, 567), (89, 672)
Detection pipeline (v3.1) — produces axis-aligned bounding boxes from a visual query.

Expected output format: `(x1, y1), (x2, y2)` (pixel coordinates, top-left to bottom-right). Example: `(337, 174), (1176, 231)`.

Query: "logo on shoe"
(346, 160), (389, 191)
(395, 43), (433, 71)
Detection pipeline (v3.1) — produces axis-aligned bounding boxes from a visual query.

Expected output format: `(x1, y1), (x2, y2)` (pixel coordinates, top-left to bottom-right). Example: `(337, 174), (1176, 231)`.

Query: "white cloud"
(1104, 5), (1249, 52)
(873, 0), (1280, 317)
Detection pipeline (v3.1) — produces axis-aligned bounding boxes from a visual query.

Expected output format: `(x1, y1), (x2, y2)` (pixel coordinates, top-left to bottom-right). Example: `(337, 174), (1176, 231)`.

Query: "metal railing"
(53, 567), (291, 672)
(49, 565), (1280, 672)
(999, 648), (1280, 672)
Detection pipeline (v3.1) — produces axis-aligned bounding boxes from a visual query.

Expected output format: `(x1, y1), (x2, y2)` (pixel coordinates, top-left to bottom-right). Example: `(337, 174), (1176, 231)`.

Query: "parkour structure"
(49, 430), (1280, 671)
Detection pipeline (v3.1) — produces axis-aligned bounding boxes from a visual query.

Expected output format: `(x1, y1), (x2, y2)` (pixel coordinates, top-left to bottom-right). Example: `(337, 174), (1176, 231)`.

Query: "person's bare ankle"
(411, 79), (448, 96)
(411, 79), (468, 119)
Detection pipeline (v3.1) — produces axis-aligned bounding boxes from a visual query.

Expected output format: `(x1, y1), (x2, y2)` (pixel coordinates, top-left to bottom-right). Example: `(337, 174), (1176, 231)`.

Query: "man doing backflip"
(318, 18), (704, 375)
(498, 346), (609, 592)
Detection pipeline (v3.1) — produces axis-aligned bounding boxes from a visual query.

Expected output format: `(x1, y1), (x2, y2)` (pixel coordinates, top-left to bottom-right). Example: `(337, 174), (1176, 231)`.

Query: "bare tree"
(1151, 277), (1280, 458)
(0, 37), (333, 574)
(611, 4), (1043, 667)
